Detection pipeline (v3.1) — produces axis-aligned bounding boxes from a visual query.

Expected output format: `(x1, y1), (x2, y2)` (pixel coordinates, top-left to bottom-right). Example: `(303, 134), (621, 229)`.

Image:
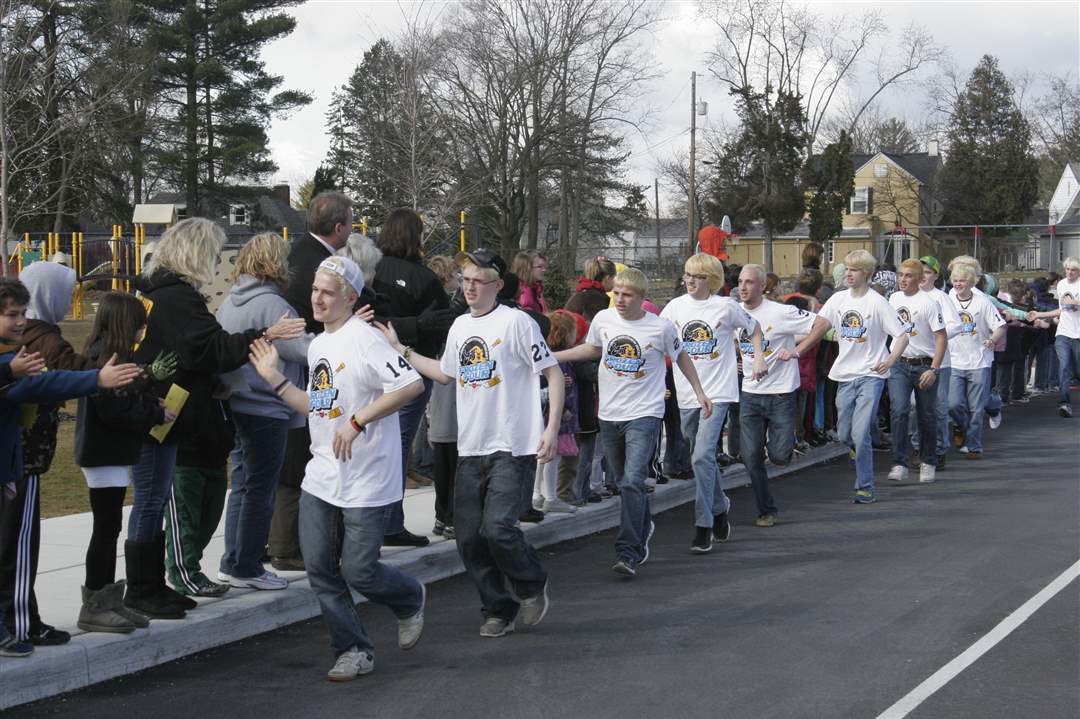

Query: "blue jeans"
(909, 367), (951, 463)
(739, 390), (796, 517)
(949, 367), (991, 452)
(128, 441), (179, 542)
(385, 378), (433, 536)
(680, 404), (731, 527)
(220, 412), (291, 579)
(454, 452), (547, 621)
(599, 417), (662, 565)
(836, 376), (885, 492)
(889, 362), (938, 467)
(299, 493), (422, 657)
(1055, 335), (1080, 407)
(573, 432), (598, 502)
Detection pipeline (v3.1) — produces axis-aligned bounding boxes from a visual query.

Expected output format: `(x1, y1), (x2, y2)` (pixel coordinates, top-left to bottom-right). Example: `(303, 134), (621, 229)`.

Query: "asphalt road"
(15, 395), (1079, 719)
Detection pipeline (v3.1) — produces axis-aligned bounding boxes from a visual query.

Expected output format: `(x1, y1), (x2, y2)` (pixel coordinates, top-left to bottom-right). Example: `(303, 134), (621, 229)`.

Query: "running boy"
(556, 267), (712, 576)
(249, 256), (426, 681)
(661, 254), (766, 553)
(378, 249), (563, 638)
(790, 250), (909, 503)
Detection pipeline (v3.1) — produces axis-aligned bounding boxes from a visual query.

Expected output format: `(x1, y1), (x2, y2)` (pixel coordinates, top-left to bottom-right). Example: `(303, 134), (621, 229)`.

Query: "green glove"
(148, 351), (179, 382)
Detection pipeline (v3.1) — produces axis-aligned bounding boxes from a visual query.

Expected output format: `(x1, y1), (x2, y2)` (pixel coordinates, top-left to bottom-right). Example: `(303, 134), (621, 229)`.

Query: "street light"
(689, 72), (708, 255)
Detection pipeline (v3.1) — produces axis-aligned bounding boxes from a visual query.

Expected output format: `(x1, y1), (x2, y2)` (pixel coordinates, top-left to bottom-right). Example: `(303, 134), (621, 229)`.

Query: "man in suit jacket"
(268, 192), (353, 569)
(284, 192), (354, 334)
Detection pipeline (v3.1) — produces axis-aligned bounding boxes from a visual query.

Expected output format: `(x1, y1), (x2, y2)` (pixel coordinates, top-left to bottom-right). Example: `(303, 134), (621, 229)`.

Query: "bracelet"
(402, 346), (412, 360)
(273, 379), (289, 394)
(349, 415), (365, 434)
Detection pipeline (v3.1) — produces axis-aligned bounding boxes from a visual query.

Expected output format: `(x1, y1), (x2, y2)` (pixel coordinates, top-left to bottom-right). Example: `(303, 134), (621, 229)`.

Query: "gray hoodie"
(22, 261), (76, 324)
(216, 275), (312, 424)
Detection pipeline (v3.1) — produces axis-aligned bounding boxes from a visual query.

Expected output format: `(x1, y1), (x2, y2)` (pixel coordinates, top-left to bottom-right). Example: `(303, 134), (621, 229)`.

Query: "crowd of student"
(0, 190), (1075, 685)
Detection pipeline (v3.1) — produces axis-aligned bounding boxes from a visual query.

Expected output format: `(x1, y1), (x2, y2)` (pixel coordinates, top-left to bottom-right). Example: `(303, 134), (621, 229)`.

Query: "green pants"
(165, 465), (227, 593)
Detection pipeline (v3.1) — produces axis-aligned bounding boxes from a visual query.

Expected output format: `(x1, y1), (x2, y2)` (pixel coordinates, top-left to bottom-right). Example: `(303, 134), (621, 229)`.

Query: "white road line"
(876, 559), (1080, 719)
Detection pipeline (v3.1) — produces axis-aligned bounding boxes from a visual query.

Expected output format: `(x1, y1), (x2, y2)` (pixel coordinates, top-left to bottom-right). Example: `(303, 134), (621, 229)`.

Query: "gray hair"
(339, 233), (383, 285)
(144, 217), (225, 289)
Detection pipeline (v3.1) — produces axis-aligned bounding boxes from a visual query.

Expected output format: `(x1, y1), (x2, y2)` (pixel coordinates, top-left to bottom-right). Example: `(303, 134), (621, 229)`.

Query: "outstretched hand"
(10, 347), (45, 378)
(98, 354), (142, 389)
(265, 313), (306, 342)
(248, 338), (284, 385)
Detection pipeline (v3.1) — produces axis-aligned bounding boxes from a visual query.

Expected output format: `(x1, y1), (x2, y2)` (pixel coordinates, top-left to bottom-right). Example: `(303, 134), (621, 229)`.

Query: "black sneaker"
(383, 530), (430, 548)
(611, 558), (636, 577)
(586, 493), (603, 504)
(0, 634), (33, 657)
(27, 623), (70, 646)
(935, 455), (946, 472)
(716, 452), (736, 467)
(519, 508), (545, 523)
(712, 512), (731, 543)
(690, 527), (712, 554)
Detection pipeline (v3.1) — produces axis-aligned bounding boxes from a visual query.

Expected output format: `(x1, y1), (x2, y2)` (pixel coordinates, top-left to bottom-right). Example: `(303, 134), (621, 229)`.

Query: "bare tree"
(701, 0), (943, 154)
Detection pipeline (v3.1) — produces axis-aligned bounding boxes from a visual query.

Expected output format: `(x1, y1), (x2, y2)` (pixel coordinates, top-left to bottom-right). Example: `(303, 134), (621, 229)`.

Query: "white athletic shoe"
(542, 498), (577, 514)
(887, 464), (909, 482)
(919, 463), (936, 483)
(398, 584), (425, 650)
(327, 648), (373, 681)
(988, 412), (1002, 430)
(532, 495), (544, 511)
(229, 570), (287, 591)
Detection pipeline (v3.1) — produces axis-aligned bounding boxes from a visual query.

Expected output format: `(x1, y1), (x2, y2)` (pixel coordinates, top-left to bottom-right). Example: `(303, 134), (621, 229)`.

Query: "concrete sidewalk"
(0, 444), (845, 709)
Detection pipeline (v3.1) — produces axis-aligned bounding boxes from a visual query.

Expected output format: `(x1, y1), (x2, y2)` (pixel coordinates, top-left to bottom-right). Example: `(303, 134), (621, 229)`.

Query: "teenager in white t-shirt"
(911, 256), (963, 470)
(660, 253), (766, 553)
(378, 249), (562, 639)
(556, 267), (711, 576)
(947, 263), (1006, 457)
(249, 256), (426, 682)
(792, 250), (908, 503)
(738, 264), (827, 525)
(1028, 256), (1080, 417)
(886, 259), (947, 484)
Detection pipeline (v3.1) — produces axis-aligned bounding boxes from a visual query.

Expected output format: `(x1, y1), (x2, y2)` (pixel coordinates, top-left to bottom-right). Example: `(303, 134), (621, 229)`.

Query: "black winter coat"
(371, 255), (450, 358)
(133, 270), (262, 443)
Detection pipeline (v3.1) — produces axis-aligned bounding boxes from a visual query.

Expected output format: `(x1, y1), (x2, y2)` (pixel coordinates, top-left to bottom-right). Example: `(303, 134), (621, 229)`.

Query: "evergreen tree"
(940, 55), (1039, 230)
(707, 86), (808, 271)
(807, 131), (855, 245)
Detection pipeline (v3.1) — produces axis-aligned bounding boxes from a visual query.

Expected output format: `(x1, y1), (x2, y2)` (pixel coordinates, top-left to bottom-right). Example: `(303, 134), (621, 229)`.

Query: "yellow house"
(726, 145), (944, 278)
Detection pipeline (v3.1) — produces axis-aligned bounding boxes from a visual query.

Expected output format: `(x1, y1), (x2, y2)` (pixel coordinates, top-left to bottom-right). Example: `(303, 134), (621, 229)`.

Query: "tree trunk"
(764, 226), (774, 273)
(203, 3), (214, 191)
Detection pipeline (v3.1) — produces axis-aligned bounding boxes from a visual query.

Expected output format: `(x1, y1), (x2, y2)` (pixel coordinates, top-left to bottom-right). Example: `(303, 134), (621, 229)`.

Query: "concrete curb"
(0, 443), (846, 709)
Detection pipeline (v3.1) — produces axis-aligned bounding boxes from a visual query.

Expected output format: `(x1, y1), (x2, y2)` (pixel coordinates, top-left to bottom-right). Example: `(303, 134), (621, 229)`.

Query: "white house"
(1048, 162), (1080, 225)
(1038, 163), (1080, 268)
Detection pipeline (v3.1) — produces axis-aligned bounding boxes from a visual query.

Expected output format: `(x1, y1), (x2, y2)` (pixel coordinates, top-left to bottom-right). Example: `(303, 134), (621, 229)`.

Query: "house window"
(176, 207), (188, 220)
(826, 240), (835, 264)
(874, 163), (888, 178)
(850, 187), (870, 214)
(229, 204), (248, 226)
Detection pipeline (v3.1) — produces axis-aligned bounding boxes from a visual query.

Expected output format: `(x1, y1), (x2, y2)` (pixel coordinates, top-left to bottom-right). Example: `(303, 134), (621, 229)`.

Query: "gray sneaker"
(479, 617), (515, 638)
(398, 584), (425, 650)
(519, 580), (549, 626)
(327, 647), (374, 682)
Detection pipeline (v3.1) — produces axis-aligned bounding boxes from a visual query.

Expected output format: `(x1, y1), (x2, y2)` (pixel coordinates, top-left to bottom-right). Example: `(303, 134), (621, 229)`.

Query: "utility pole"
(688, 71), (696, 254)
(655, 178), (661, 271)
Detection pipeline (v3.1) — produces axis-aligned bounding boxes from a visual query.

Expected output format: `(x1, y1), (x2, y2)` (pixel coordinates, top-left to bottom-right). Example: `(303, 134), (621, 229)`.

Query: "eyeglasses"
(683, 273), (709, 283)
(461, 276), (499, 288)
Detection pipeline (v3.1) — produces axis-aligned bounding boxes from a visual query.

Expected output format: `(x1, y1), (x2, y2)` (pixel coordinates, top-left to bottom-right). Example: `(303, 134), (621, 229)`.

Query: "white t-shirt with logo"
(948, 289), (1006, 370)
(738, 299), (818, 395)
(1056, 277), (1080, 339)
(890, 290), (946, 359)
(922, 286), (962, 369)
(440, 304), (557, 457)
(587, 307), (681, 421)
(819, 289), (906, 383)
(303, 317), (420, 509)
(660, 294), (755, 407)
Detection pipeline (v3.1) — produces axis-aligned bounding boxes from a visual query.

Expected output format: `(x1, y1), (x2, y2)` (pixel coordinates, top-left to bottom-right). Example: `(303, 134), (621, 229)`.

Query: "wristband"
(350, 415), (365, 434)
(273, 379), (289, 394)
(402, 346), (412, 360)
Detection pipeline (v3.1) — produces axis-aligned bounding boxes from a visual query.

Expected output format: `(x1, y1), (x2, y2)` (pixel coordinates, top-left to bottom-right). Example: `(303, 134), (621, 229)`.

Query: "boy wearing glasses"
(555, 267), (712, 576)
(660, 254), (766, 553)
(378, 249), (563, 639)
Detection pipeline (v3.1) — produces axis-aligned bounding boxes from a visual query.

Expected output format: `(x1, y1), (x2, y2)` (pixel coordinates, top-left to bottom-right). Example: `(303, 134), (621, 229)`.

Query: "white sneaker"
(229, 570), (287, 590)
(327, 647), (374, 681)
(542, 498), (577, 514)
(532, 495), (544, 511)
(216, 571), (233, 583)
(919, 463), (936, 483)
(887, 465), (909, 482)
(958, 446), (969, 454)
(398, 584), (425, 650)
(988, 412), (1002, 429)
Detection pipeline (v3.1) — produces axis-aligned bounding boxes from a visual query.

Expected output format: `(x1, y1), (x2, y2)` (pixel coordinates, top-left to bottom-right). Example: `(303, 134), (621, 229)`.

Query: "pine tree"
(807, 131), (855, 245)
(940, 55), (1039, 229)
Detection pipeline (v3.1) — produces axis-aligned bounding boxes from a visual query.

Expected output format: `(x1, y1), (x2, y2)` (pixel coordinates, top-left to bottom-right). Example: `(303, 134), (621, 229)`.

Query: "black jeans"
(454, 452), (547, 621)
(431, 441), (457, 526)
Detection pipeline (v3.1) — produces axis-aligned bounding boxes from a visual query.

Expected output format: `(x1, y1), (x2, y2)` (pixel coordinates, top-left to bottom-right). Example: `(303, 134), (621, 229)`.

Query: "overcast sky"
(262, 0), (1079, 211)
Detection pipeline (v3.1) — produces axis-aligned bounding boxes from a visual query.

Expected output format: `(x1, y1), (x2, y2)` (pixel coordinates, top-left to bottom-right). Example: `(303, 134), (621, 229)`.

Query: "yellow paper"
(149, 384), (189, 443)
